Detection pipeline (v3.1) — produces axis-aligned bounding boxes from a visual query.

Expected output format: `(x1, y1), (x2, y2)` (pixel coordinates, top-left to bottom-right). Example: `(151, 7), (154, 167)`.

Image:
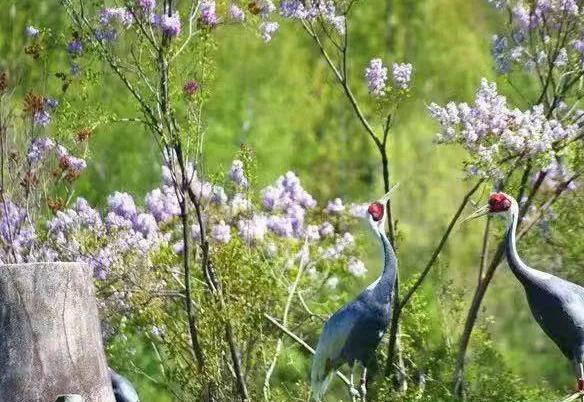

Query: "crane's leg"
(359, 367), (367, 401)
(578, 362), (584, 402)
(349, 364), (360, 401)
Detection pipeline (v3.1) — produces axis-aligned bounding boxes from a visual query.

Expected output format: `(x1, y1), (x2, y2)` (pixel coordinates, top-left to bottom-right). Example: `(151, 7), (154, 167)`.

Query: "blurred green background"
(1, 0), (581, 400)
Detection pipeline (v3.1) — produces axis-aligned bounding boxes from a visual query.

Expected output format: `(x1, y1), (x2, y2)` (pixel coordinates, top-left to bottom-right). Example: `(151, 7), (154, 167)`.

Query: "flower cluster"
(1, 158), (373, 285)
(428, 79), (579, 177)
(27, 137), (87, 177)
(32, 97), (59, 127)
(279, 0), (345, 34)
(364, 59), (413, 96)
(489, 1), (584, 74)
(365, 58), (388, 97)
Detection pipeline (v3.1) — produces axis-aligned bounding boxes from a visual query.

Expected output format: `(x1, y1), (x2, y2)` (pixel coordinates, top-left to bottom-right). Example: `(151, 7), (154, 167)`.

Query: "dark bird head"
(367, 183), (398, 228)
(463, 192), (517, 223)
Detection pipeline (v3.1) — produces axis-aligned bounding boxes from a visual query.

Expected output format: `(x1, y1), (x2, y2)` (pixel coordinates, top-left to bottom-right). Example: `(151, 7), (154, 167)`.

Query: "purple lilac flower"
(73, 197), (103, 230)
(280, 0), (308, 19)
(159, 12), (181, 36)
(392, 62), (412, 90)
(230, 193), (252, 214)
(67, 38), (84, 56)
(325, 198), (345, 214)
(238, 215), (267, 244)
(95, 29), (119, 42)
(44, 98), (59, 110)
(137, 0), (156, 13)
(108, 192), (137, 219)
(319, 221), (334, 237)
(554, 48), (568, 67)
(133, 213), (158, 238)
(267, 215), (294, 237)
(0, 199), (35, 262)
(429, 78), (578, 176)
(211, 221), (231, 243)
(146, 187), (180, 222)
(229, 4), (245, 22)
(304, 224), (320, 242)
(183, 80), (199, 96)
(192, 179), (213, 202)
(260, 22), (279, 42)
(27, 137), (55, 164)
(347, 257), (367, 277)
(365, 58), (387, 97)
(211, 185), (228, 204)
(229, 160), (249, 187)
(349, 203), (368, 218)
(61, 155), (87, 174)
(33, 110), (51, 127)
(25, 26), (39, 38)
(200, 1), (219, 26)
(100, 8), (134, 27)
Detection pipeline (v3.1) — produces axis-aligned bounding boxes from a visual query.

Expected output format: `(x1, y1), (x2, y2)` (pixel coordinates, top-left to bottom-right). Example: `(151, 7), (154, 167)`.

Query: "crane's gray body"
(311, 217), (396, 399)
(110, 369), (140, 402)
(505, 209), (584, 363)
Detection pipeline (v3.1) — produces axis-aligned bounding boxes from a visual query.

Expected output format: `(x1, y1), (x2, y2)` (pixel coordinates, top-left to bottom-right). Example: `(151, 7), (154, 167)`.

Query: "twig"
(264, 313), (351, 386)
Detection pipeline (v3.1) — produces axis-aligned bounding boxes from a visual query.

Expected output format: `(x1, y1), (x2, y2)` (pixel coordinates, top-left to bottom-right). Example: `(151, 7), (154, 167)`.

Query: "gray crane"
(311, 185), (398, 401)
(110, 368), (140, 402)
(467, 192), (584, 396)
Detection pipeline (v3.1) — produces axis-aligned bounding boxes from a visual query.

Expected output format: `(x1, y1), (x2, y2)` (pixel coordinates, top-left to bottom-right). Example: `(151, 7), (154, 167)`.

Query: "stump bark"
(0, 262), (115, 402)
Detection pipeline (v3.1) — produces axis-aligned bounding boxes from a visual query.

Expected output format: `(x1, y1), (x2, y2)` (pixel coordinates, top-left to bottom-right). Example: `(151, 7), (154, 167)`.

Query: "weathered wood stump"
(0, 262), (115, 402)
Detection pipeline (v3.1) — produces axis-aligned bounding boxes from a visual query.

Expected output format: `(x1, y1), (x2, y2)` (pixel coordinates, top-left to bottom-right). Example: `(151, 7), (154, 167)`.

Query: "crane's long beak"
(462, 204), (490, 223)
(381, 183), (400, 203)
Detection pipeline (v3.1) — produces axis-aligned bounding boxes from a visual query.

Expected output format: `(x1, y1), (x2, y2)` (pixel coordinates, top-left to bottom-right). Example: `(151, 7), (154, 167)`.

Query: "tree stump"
(0, 262), (115, 402)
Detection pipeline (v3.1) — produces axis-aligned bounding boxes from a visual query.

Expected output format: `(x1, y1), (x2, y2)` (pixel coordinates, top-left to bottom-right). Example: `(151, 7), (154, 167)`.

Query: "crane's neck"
(504, 203), (550, 286)
(367, 219), (397, 304)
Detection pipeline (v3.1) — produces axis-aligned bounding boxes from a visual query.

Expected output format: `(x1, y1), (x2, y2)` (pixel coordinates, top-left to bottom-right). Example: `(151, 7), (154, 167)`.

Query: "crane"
(110, 368), (140, 402)
(466, 192), (584, 397)
(311, 185), (398, 401)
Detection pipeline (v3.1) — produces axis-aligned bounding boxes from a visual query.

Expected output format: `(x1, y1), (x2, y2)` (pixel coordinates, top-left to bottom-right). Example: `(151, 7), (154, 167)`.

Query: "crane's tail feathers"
(311, 372), (333, 401)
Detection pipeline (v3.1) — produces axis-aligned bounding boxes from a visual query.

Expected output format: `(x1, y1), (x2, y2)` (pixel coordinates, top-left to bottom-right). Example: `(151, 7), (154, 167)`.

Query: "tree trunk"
(0, 262), (115, 402)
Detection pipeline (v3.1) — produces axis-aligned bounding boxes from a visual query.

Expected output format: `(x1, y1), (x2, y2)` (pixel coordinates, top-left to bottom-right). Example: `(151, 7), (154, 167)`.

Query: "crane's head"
(367, 183), (399, 227)
(463, 192), (516, 222)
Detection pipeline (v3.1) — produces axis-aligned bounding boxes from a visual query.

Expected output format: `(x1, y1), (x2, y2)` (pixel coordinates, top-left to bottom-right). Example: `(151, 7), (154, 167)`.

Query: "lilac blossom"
(133, 213), (158, 238)
(319, 221), (334, 237)
(260, 22), (279, 42)
(25, 26), (39, 38)
(365, 58), (388, 97)
(27, 137), (55, 164)
(108, 192), (137, 219)
(325, 198), (345, 214)
(146, 187), (180, 222)
(33, 110), (51, 127)
(137, 0), (156, 13)
(280, 0), (308, 19)
(159, 12), (181, 36)
(100, 7), (134, 27)
(238, 215), (268, 244)
(347, 257), (367, 277)
(428, 78), (578, 176)
(67, 39), (84, 56)
(211, 221), (231, 243)
(392, 62), (412, 90)
(200, 1), (219, 26)
(229, 160), (249, 188)
(229, 4), (246, 22)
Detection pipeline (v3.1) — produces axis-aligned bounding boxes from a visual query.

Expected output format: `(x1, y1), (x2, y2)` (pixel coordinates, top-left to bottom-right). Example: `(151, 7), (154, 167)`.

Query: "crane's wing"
(311, 302), (360, 400)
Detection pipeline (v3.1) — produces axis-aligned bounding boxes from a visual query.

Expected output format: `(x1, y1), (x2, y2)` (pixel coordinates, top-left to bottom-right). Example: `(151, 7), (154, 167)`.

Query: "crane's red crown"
(368, 202), (384, 221)
(488, 192), (512, 213)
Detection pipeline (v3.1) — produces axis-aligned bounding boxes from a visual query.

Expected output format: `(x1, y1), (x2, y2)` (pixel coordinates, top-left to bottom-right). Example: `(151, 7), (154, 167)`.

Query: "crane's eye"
(368, 202), (384, 221)
(488, 193), (511, 212)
